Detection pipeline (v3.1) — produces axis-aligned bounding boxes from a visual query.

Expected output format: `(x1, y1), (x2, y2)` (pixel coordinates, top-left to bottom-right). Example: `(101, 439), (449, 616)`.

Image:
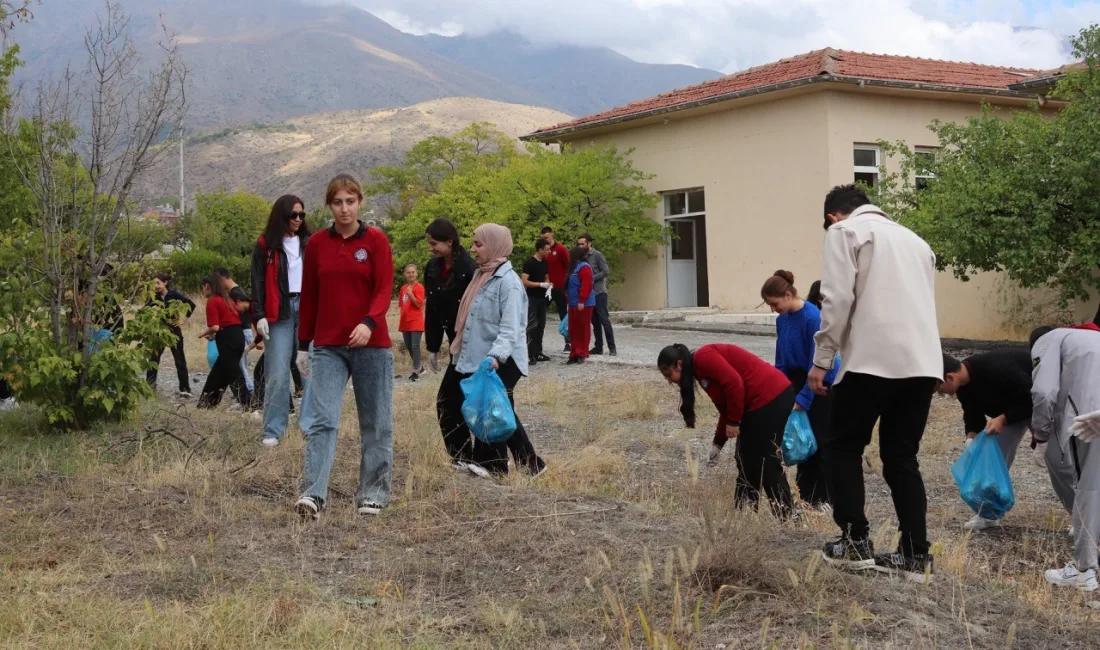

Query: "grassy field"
(1, 308), (1098, 648)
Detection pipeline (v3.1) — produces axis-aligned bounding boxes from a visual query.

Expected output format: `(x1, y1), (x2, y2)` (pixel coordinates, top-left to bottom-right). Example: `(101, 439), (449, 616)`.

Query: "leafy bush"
(166, 248), (251, 293)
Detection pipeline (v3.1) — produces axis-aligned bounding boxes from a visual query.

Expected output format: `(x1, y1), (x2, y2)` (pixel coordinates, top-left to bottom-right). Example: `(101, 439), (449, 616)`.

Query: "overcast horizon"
(324, 0), (1100, 73)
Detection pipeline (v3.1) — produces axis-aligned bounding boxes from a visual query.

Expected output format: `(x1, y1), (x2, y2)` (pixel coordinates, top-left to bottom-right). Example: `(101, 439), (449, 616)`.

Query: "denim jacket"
(454, 261), (530, 376)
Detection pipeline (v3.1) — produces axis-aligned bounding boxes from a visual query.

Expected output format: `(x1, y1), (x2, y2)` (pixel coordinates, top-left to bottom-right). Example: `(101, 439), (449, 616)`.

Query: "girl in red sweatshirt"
(658, 343), (795, 516)
(566, 246), (596, 364)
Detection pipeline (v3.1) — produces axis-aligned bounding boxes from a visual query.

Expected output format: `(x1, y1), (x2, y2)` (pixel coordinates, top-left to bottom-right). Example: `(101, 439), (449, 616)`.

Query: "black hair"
(425, 218), (461, 250)
(823, 184), (870, 231)
(942, 353), (962, 378)
(806, 280), (823, 309)
(578, 233), (594, 244)
(567, 245), (588, 280)
(154, 272), (172, 285)
(202, 272), (230, 302)
(1029, 325), (1055, 351)
(213, 266), (231, 280)
(658, 344), (696, 428)
(540, 226), (554, 235)
(535, 238), (551, 252)
(261, 194), (309, 251)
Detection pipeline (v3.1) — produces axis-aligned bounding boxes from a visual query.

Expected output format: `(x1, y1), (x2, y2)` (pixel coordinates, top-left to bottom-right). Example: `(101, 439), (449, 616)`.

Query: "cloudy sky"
(335, 0), (1100, 72)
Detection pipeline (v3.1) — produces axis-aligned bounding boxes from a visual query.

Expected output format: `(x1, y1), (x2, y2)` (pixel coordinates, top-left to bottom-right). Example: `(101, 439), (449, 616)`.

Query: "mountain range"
(9, 0), (721, 128)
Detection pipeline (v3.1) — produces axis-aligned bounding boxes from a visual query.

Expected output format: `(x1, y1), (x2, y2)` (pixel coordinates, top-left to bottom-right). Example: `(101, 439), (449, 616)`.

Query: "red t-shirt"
(546, 242), (570, 288)
(298, 223), (394, 349)
(398, 282), (426, 332)
(206, 295), (241, 328)
(692, 344), (790, 439)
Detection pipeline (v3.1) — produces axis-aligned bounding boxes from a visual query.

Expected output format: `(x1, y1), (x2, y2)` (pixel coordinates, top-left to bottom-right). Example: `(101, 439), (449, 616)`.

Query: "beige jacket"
(812, 205), (942, 383)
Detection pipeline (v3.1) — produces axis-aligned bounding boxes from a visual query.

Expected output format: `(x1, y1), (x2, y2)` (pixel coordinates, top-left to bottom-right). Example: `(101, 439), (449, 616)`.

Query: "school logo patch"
(354, 248), (368, 263)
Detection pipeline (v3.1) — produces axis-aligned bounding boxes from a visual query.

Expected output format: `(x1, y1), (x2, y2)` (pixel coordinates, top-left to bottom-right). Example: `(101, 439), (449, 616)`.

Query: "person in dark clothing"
(541, 226), (571, 352)
(520, 238), (553, 364)
(806, 280), (823, 310)
(761, 270), (837, 507)
(145, 272), (196, 396)
(658, 343), (795, 517)
(577, 234), (616, 356)
(938, 347), (1034, 531)
(196, 273), (250, 409)
(424, 218), (478, 373)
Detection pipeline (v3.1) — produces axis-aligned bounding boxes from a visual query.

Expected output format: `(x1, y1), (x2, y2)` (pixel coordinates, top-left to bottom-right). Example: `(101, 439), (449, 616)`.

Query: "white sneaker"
(227, 403), (244, 413)
(1044, 562), (1099, 591)
(357, 501), (384, 516)
(465, 463), (491, 479)
(295, 496), (320, 520)
(963, 514), (1001, 531)
(262, 437), (279, 448)
(178, 391), (193, 399)
(452, 461), (470, 472)
(1069, 525), (1076, 537)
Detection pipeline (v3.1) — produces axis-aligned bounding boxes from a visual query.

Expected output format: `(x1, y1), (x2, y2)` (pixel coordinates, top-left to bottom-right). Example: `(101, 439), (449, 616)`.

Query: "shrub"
(167, 249), (252, 293)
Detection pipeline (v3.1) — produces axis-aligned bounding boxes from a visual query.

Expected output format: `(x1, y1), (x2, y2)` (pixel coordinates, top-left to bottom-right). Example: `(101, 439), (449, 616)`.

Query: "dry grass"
(2, 329), (1099, 648)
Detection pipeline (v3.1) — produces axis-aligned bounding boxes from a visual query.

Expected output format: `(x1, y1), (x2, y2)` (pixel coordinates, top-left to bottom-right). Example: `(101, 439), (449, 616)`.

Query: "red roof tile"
(528, 48), (1044, 138)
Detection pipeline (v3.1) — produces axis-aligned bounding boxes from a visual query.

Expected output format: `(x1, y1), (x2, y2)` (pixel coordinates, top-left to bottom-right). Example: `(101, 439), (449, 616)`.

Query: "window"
(853, 144), (880, 189)
(915, 147), (936, 190)
(669, 221), (695, 260)
(663, 189), (705, 217)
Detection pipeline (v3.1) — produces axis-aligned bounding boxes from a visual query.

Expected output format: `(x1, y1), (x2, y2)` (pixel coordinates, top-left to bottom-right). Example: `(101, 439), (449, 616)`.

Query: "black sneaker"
(821, 537), (875, 571)
(357, 501), (385, 516)
(409, 372), (420, 382)
(566, 358), (581, 365)
(295, 496), (321, 520)
(874, 552), (934, 584)
(536, 354), (552, 362)
(589, 348), (604, 356)
(563, 343), (571, 353)
(609, 349), (617, 357)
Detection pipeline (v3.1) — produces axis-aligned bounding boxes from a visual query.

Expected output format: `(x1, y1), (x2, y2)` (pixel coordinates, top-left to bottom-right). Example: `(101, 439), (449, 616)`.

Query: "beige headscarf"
(449, 223), (514, 357)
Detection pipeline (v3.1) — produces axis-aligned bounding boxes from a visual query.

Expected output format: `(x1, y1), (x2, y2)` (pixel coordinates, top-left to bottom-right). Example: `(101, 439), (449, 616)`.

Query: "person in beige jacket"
(808, 184), (943, 584)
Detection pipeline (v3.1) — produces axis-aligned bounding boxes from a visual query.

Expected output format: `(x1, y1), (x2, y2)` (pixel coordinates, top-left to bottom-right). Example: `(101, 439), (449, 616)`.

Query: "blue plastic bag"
(459, 358), (517, 443)
(88, 328), (112, 354)
(782, 410), (817, 466)
(558, 314), (569, 337)
(206, 339), (219, 368)
(951, 430), (1015, 520)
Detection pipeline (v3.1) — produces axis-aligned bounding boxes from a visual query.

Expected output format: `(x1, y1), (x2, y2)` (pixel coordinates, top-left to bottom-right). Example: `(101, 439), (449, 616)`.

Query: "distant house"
(141, 204), (179, 227)
(524, 48), (1092, 339)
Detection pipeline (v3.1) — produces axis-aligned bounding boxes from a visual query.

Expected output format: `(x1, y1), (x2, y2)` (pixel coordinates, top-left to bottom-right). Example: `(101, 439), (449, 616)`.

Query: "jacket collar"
(491, 260), (514, 278)
(847, 204), (891, 223)
(328, 221), (366, 239)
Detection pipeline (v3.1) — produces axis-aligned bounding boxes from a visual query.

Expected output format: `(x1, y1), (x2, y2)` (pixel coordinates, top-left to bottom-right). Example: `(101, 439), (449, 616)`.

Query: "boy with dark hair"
(541, 226), (571, 352)
(938, 348), (1033, 531)
(810, 184), (942, 583)
(577, 233), (616, 356)
(521, 238), (553, 364)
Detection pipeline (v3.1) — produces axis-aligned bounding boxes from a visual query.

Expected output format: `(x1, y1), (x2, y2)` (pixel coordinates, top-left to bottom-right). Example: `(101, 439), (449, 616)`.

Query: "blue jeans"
(301, 346), (394, 507)
(262, 297), (313, 440)
(240, 328), (255, 392)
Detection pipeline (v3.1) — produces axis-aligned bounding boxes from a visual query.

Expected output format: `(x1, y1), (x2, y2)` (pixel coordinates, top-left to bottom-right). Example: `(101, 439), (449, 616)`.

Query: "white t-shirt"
(283, 236), (303, 293)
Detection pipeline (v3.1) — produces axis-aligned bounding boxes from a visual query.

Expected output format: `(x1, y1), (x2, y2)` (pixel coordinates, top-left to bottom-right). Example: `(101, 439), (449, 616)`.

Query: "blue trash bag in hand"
(951, 430), (1015, 520)
(206, 339), (219, 368)
(558, 314), (569, 337)
(460, 358), (517, 444)
(782, 410), (817, 466)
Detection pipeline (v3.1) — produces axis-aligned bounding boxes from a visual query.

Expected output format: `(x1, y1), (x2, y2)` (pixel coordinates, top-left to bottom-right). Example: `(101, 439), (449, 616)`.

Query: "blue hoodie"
(776, 301), (839, 410)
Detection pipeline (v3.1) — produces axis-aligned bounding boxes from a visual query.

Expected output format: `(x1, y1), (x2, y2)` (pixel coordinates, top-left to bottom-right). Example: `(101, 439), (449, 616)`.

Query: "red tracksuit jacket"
(692, 344), (790, 441)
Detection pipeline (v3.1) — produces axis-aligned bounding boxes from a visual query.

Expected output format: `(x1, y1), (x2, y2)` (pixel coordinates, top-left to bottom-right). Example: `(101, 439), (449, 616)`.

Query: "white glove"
(706, 443), (723, 467)
(540, 282), (550, 289)
(1033, 441), (1048, 469)
(964, 437), (974, 448)
(1070, 409), (1100, 443)
(429, 352), (441, 373)
(256, 318), (270, 339)
(544, 286), (553, 300)
(296, 350), (311, 379)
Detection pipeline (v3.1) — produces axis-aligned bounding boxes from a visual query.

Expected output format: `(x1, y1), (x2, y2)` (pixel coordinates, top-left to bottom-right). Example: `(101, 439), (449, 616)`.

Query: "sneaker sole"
(874, 564), (933, 584)
(357, 506), (382, 516)
(295, 500), (319, 520)
(821, 552), (875, 571)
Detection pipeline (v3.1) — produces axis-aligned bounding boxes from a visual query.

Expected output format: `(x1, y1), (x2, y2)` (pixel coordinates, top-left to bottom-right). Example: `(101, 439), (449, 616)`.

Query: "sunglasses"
(289, 212), (305, 220)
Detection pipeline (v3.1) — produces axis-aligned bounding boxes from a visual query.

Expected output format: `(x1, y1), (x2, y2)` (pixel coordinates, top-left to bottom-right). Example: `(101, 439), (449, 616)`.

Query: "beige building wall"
(559, 86), (1094, 340)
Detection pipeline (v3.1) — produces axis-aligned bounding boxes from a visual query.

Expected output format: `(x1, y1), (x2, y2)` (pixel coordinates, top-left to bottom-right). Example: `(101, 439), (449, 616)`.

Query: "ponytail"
(760, 269), (797, 302)
(657, 343), (696, 428)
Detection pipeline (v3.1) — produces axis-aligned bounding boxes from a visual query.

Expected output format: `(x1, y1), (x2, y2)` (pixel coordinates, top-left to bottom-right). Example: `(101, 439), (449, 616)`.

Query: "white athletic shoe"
(963, 514), (1001, 531)
(262, 437), (279, 448)
(295, 496), (320, 520)
(1044, 563), (1099, 592)
(357, 501), (384, 516)
(465, 463), (491, 479)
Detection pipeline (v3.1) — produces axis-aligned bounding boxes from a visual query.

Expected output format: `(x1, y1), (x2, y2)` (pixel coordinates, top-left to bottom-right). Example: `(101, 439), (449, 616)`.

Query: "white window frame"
(853, 144), (881, 188)
(914, 146), (936, 189)
(662, 188), (706, 219)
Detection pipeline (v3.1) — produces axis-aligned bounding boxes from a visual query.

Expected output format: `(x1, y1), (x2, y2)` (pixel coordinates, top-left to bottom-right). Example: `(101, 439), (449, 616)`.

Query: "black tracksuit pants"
(783, 367), (833, 506)
(437, 359), (544, 475)
(146, 325), (190, 393)
(526, 295), (547, 359)
(822, 372), (937, 556)
(732, 385), (796, 516)
(198, 325), (250, 409)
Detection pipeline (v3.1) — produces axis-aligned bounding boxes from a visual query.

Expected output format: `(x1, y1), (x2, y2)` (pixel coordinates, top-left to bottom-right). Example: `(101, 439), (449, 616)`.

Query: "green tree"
(184, 188), (271, 258)
(389, 140), (663, 283)
(877, 25), (1100, 324)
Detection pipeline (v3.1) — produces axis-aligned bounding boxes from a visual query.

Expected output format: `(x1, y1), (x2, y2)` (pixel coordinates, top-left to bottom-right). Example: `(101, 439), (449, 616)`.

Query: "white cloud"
(336, 0), (1100, 72)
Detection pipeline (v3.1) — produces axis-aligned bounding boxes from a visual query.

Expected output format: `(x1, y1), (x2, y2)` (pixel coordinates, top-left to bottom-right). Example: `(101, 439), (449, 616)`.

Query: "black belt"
(288, 292), (300, 298)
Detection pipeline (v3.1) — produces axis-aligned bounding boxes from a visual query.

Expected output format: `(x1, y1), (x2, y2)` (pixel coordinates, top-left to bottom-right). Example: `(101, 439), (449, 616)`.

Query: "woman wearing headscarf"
(436, 223), (547, 477)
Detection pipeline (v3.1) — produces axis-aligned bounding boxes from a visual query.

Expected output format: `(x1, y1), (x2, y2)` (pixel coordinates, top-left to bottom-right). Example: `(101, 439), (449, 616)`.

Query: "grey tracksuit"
(1032, 328), (1100, 571)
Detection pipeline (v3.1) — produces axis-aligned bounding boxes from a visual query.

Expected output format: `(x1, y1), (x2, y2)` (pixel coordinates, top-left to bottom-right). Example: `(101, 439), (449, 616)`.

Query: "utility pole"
(179, 133), (185, 216)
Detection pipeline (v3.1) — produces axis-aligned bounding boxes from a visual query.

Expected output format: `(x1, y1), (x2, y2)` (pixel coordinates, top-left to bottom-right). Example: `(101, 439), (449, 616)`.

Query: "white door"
(666, 218), (697, 308)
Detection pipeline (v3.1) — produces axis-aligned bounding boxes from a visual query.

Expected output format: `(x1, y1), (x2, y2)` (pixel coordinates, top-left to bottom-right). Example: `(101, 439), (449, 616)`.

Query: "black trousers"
(784, 367), (833, 506)
(822, 372), (936, 556)
(198, 326), (250, 409)
(550, 288), (568, 339)
(732, 386), (795, 516)
(146, 326), (190, 393)
(526, 294), (547, 359)
(591, 292), (616, 351)
(437, 359), (544, 475)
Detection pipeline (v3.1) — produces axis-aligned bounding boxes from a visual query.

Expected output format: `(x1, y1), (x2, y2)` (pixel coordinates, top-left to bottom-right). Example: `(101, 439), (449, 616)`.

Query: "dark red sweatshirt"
(299, 222), (393, 350)
(546, 242), (570, 288)
(692, 344), (790, 440)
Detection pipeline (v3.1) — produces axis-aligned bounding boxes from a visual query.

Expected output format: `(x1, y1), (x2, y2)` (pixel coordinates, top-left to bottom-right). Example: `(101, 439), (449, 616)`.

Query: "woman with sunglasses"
(252, 194), (313, 447)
